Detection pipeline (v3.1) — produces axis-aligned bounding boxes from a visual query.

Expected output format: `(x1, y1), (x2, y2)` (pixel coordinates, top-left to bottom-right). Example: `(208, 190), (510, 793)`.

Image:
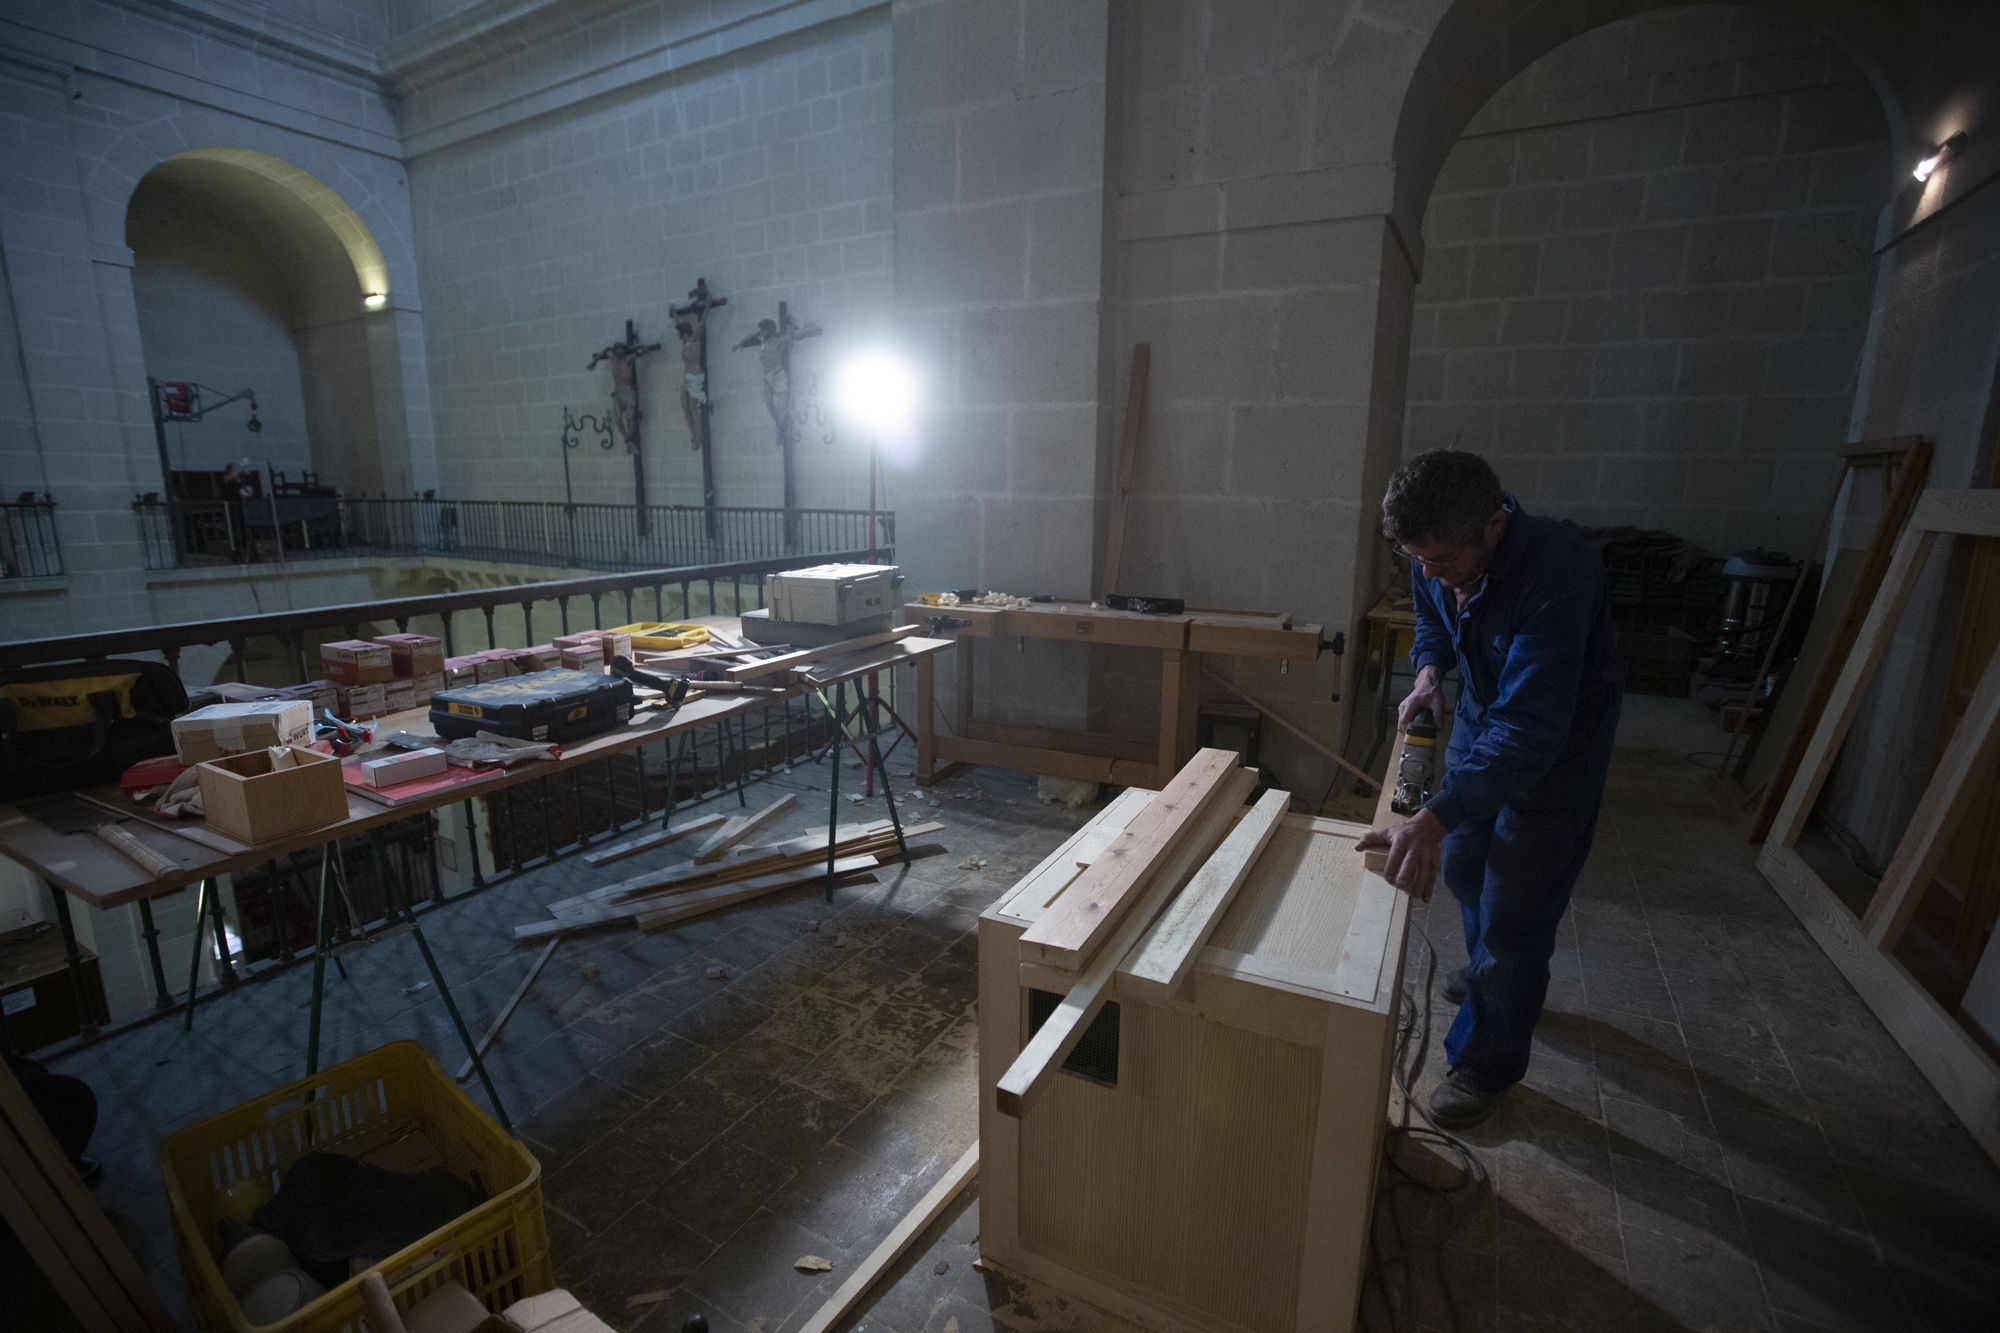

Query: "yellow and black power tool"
(1390, 708), (1438, 816)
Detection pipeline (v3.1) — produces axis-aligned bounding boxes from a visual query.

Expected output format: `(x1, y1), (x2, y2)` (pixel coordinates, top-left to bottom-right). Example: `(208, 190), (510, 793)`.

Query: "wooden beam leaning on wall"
(1017, 747), (1240, 970)
(1755, 487), (2000, 1166)
(997, 767), (1260, 1117)
(1750, 436), (1933, 841)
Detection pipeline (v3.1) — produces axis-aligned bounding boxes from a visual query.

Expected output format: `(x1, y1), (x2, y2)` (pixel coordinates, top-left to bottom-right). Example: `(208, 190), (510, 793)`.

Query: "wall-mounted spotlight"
(362, 291), (388, 310)
(1913, 131), (1966, 183)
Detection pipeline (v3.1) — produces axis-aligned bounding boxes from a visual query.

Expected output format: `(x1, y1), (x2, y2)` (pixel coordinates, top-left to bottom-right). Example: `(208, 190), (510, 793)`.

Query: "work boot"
(1441, 964), (1468, 1005)
(1427, 1070), (1504, 1129)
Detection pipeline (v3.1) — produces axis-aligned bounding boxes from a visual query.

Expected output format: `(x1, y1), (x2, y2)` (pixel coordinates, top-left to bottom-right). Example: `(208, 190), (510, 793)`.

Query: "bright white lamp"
(831, 348), (920, 560)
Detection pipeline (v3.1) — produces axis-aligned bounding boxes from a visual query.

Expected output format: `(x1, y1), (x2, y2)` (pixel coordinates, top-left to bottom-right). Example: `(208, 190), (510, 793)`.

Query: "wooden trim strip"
(582, 812), (727, 867)
(727, 625), (919, 679)
(1118, 786), (1289, 1001)
(795, 1144), (979, 1333)
(693, 793), (798, 862)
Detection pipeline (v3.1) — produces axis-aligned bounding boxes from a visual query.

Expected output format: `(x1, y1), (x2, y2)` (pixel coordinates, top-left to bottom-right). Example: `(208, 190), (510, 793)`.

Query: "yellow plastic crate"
(162, 1040), (551, 1333)
(608, 621), (710, 651)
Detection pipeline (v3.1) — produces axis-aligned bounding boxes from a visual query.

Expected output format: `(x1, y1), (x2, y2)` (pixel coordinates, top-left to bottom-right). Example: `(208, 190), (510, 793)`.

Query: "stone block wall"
(1405, 6), (1890, 559)
(403, 4), (895, 515)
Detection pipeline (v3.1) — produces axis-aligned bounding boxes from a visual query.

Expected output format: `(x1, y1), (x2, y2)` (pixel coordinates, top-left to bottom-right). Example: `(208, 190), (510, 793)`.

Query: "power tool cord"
(1360, 922), (1490, 1333)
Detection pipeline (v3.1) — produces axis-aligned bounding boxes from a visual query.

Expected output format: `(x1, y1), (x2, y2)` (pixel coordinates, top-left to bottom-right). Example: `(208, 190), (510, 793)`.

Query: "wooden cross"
(734, 301), (822, 551)
(587, 318), (662, 530)
(669, 278), (728, 540)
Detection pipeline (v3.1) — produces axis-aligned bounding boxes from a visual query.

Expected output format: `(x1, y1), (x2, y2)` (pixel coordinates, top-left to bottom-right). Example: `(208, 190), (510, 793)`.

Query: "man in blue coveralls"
(1357, 451), (1621, 1128)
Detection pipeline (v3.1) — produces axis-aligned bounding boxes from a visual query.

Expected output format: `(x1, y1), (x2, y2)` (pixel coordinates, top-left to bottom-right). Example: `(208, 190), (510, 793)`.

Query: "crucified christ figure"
(668, 278), (727, 455)
(734, 304), (822, 446)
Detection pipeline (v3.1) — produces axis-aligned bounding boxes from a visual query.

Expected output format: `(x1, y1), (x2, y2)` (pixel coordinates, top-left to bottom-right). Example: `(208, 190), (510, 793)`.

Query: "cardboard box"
(443, 656), (482, 687)
(207, 682), (287, 703)
(321, 639), (393, 686)
(282, 680), (339, 713)
(359, 746), (447, 787)
(593, 629), (632, 662)
(196, 746), (348, 843)
(0, 923), (106, 1048)
(336, 682), (388, 719)
(172, 701), (315, 764)
(383, 678), (417, 712)
(519, 644), (560, 672)
(557, 644), (605, 673)
(373, 632), (446, 679)
(412, 670), (445, 703)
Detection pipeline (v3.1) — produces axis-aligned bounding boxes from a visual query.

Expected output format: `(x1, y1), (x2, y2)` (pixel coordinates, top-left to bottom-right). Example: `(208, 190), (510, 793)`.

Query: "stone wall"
(399, 2), (895, 514)
(1405, 6), (1889, 559)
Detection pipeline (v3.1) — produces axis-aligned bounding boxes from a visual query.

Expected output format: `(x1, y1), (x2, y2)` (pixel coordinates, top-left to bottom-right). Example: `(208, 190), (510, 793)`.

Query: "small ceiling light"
(1912, 131), (1966, 183)
(362, 291), (388, 310)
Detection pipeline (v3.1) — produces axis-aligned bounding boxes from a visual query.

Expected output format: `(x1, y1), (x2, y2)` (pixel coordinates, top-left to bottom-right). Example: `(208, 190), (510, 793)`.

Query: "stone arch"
(1386, 1), (1910, 248)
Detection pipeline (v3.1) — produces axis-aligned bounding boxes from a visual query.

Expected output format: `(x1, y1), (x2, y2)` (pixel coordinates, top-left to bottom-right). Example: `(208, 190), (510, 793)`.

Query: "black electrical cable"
(1359, 923), (1490, 1333)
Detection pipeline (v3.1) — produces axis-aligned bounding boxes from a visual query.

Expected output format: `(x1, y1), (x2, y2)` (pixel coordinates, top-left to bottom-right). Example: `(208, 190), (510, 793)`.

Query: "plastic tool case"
(427, 669), (633, 743)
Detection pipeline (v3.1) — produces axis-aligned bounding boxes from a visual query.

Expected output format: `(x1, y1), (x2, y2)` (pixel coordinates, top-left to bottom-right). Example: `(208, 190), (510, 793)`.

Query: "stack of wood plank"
(514, 794), (942, 941)
(995, 746), (1292, 1116)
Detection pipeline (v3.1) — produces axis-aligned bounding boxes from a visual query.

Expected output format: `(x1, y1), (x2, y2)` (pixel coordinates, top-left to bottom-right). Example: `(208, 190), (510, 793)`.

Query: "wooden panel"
(1002, 603), (1191, 650)
(964, 720), (1153, 764)
(1207, 821), (1368, 992)
(996, 789), (1153, 926)
(1121, 788), (1290, 1001)
(1018, 1001), (1319, 1333)
(1098, 343), (1149, 600)
(1186, 612), (1324, 660)
(1020, 749), (1239, 969)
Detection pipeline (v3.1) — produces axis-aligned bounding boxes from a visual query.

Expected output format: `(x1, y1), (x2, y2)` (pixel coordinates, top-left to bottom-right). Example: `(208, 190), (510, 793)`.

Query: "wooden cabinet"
(978, 790), (1407, 1333)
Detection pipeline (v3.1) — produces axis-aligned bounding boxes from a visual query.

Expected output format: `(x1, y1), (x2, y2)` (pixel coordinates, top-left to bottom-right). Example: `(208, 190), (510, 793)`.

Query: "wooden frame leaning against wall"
(1756, 487), (2000, 1167)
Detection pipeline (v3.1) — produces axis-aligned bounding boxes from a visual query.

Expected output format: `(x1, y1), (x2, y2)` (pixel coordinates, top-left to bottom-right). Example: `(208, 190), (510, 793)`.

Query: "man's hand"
(1399, 664), (1447, 732)
(1356, 808), (1445, 901)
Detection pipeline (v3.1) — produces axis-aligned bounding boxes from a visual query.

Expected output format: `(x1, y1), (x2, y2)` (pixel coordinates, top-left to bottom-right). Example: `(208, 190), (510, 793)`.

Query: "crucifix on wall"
(587, 319), (663, 531)
(734, 301), (822, 550)
(669, 278), (728, 540)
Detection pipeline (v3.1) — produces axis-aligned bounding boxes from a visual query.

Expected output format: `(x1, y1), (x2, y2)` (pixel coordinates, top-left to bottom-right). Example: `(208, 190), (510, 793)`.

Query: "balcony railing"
(132, 496), (893, 573)
(1, 498), (62, 578)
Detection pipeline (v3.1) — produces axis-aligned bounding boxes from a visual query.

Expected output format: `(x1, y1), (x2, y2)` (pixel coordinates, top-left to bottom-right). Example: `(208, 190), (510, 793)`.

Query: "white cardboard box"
(360, 747), (447, 788)
(765, 563), (898, 625)
(172, 701), (315, 764)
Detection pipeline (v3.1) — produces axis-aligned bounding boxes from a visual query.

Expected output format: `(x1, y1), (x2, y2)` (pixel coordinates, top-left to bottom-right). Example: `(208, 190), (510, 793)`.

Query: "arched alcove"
(125, 148), (393, 507)
(1399, 5), (1893, 559)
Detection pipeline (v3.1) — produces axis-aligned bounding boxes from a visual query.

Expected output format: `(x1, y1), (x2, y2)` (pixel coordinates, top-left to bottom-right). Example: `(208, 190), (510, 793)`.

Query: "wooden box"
(0, 923), (107, 1048)
(196, 746), (349, 844)
(978, 790), (1408, 1333)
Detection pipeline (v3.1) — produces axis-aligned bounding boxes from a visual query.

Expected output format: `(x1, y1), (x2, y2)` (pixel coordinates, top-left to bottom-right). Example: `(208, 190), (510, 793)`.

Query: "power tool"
(1390, 707), (1438, 816)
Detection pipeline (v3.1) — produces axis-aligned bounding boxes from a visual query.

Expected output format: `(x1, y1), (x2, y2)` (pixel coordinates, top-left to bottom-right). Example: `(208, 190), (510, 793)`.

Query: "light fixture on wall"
(1912, 131), (1966, 183)
(362, 291), (388, 310)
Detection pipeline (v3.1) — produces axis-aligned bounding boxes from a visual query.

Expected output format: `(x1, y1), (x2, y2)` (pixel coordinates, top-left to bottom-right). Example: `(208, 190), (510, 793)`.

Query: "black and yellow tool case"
(428, 669), (633, 742)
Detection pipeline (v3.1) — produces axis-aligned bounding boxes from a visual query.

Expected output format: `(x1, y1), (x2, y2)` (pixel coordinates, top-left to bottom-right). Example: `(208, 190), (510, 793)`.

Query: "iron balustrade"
(0, 545), (908, 1056)
(0, 498), (62, 578)
(130, 495), (891, 571)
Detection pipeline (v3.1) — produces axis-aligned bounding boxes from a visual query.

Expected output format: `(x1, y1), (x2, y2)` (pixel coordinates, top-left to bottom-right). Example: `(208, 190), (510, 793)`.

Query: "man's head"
(1381, 450), (1508, 591)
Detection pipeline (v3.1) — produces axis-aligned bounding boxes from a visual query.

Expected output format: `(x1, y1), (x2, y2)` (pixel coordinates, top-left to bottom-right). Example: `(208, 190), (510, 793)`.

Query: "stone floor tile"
(653, 1133), (799, 1246)
(1496, 1149), (1623, 1260)
(1740, 1198), (1910, 1330)
(1622, 1225), (1774, 1332)
(681, 1209), (850, 1332)
(1611, 1151), (1746, 1245)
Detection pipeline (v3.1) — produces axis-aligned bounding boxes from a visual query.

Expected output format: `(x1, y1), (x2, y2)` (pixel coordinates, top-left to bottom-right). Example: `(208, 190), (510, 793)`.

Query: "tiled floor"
(33, 698), (2000, 1332)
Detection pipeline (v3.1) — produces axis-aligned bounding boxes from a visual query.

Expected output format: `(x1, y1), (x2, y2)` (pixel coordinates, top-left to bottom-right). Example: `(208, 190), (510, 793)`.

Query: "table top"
(988, 788), (1408, 1015)
(905, 600), (1323, 660)
(0, 632), (954, 910)
(1365, 593), (1416, 628)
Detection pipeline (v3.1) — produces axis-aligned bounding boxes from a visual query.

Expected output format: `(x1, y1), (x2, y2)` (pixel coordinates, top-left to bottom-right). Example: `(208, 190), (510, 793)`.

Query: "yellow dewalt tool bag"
(0, 660), (187, 801)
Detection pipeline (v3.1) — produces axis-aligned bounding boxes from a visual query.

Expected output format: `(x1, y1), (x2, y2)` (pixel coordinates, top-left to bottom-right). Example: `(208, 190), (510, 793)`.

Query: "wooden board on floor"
(1755, 487), (2000, 1167)
(796, 1144), (979, 1333)
(582, 812), (727, 867)
(692, 793), (798, 862)
(1017, 748), (1239, 969)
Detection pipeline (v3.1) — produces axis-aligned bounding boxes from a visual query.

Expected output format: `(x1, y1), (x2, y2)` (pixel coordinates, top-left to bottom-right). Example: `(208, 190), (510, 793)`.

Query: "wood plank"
(632, 856), (882, 930)
(726, 625), (919, 680)
(582, 812), (728, 867)
(964, 719), (1154, 764)
(1759, 845), (2000, 1163)
(1118, 787), (1290, 1001)
(1018, 748), (1240, 970)
(1098, 343), (1148, 600)
(1861, 645), (2000, 948)
(795, 1144), (979, 1333)
(997, 768), (1256, 1116)
(1752, 438), (1933, 840)
(1837, 434), (1926, 460)
(456, 933), (563, 1081)
(1910, 486), (2000, 539)
(693, 792), (798, 862)
(0, 1061), (172, 1330)
(794, 639), (933, 686)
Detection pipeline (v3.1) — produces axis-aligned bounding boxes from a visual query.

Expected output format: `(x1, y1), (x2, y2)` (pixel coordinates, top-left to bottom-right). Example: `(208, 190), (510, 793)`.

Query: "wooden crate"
(978, 790), (1408, 1333)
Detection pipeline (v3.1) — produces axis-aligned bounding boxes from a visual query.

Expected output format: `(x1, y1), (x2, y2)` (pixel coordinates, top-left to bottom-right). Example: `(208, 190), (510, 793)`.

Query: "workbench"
(907, 600), (1323, 791)
(0, 630), (955, 1128)
(976, 786), (1409, 1333)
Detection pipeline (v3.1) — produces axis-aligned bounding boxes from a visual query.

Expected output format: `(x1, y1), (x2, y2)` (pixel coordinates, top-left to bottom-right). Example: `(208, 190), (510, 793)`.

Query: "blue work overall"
(1409, 495), (1621, 1091)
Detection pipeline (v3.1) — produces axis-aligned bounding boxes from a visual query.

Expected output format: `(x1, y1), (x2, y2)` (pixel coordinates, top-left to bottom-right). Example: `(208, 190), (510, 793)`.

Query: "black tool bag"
(0, 660), (188, 801)
(429, 668), (633, 742)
